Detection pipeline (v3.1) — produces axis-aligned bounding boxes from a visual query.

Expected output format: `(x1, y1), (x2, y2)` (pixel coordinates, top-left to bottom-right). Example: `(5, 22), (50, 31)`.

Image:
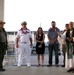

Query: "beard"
(52, 26), (55, 28)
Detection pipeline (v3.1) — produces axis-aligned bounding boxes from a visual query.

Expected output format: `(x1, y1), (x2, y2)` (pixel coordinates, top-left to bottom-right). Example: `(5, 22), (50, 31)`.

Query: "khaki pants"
(62, 44), (66, 65)
(62, 44), (66, 53)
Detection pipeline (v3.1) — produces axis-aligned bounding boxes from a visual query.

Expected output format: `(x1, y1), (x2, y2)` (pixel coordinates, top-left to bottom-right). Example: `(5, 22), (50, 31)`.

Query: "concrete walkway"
(0, 66), (74, 75)
(0, 55), (74, 75)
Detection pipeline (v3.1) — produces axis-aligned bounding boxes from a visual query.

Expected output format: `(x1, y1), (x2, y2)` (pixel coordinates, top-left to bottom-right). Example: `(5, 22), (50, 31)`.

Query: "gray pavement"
(14, 55), (63, 65)
(0, 66), (74, 75)
(0, 55), (74, 75)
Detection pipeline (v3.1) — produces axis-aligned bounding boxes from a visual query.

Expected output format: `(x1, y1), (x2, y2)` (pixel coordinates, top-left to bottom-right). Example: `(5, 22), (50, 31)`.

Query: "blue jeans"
(48, 44), (59, 65)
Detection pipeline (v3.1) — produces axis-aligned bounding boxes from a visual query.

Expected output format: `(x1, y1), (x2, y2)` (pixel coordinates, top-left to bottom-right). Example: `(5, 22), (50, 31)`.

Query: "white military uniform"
(16, 28), (32, 67)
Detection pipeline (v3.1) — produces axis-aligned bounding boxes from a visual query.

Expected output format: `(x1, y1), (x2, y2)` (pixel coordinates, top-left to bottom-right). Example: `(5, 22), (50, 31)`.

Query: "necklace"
(20, 28), (29, 34)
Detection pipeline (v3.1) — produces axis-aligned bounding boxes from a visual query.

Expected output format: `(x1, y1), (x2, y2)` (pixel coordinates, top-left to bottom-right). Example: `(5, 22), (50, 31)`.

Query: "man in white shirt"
(58, 24), (69, 67)
(16, 21), (32, 67)
(61, 24), (69, 67)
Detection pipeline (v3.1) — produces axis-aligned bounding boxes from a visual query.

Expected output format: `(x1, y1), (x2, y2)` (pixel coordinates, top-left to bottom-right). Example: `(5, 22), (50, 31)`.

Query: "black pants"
(0, 44), (6, 69)
(48, 44), (59, 65)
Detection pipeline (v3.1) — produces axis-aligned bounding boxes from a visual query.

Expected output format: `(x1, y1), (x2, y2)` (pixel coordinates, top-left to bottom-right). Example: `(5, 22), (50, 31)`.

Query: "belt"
(21, 42), (27, 44)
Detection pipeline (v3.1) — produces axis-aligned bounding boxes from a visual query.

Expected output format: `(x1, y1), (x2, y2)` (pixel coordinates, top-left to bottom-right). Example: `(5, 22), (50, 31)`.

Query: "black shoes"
(0, 68), (5, 71)
(47, 64), (52, 67)
(67, 69), (74, 73)
(71, 71), (74, 73)
(37, 64), (44, 67)
(67, 69), (73, 72)
(47, 64), (59, 67)
(61, 65), (65, 67)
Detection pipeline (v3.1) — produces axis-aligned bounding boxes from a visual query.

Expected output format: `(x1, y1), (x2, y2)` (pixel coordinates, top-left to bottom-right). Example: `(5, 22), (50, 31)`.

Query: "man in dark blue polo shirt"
(47, 21), (60, 67)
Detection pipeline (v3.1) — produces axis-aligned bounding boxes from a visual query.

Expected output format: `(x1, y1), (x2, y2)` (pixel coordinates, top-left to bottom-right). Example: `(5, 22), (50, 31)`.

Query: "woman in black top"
(36, 27), (45, 66)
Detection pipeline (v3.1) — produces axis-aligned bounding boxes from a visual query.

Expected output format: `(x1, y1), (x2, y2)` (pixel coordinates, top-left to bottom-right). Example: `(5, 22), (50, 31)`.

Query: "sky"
(4, 0), (74, 31)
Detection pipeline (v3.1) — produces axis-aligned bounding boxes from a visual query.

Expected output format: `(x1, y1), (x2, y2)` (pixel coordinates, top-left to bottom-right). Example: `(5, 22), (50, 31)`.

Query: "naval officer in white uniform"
(16, 21), (32, 67)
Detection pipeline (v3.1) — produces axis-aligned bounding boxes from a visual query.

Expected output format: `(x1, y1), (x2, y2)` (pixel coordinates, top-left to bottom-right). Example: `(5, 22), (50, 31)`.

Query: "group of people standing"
(15, 20), (74, 73)
(0, 20), (74, 73)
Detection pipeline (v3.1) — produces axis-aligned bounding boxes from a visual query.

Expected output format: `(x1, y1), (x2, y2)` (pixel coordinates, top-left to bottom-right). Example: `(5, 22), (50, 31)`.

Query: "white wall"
(0, 0), (4, 20)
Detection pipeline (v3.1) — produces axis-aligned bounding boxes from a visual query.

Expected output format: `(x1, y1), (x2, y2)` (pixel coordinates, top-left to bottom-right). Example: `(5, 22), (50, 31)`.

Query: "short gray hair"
(21, 21), (27, 25)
